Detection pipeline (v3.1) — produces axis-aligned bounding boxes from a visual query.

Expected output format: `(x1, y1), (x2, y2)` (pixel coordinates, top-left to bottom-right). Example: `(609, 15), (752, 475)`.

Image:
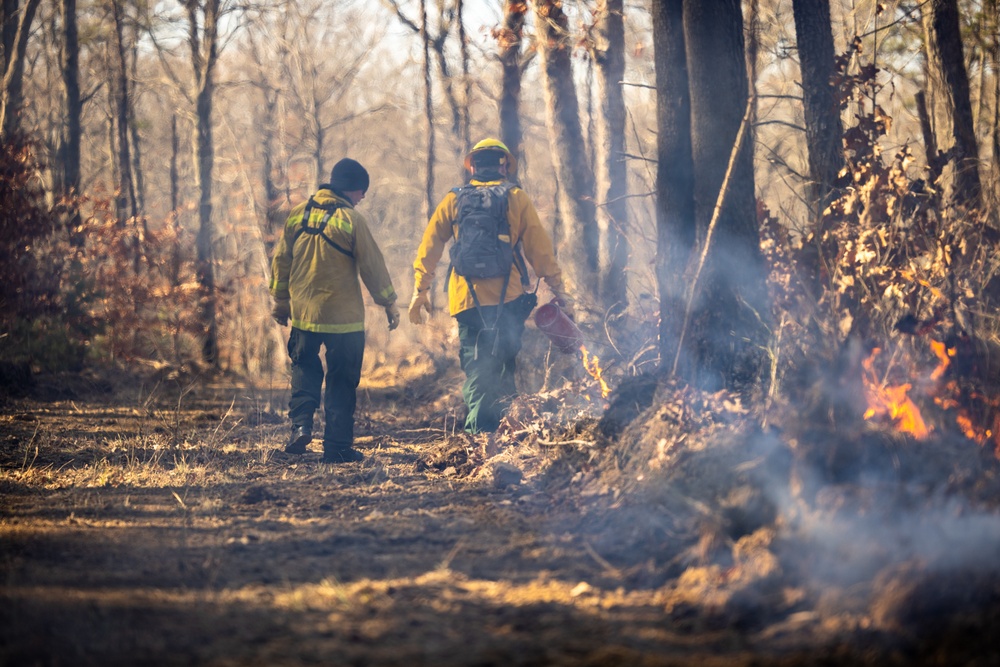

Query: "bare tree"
(0, 0), (41, 138)
(652, 0), (695, 374)
(59, 0), (81, 201)
(384, 0), (464, 142)
(184, 0), (223, 366)
(922, 0), (981, 207)
(110, 0), (136, 223)
(678, 0), (769, 390)
(456, 0), (471, 150)
(242, 18), (283, 238)
(498, 0), (527, 166)
(591, 0), (629, 319)
(791, 0), (844, 213)
(535, 0), (598, 305)
(420, 0), (435, 218)
(276, 1), (385, 190)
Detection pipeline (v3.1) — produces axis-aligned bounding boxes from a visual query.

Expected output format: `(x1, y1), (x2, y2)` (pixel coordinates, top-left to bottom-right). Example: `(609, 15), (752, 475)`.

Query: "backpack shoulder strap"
(292, 196), (354, 258)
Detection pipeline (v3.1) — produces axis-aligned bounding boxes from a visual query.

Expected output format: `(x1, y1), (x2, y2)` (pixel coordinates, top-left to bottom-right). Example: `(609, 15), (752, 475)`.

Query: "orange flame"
(928, 339), (954, 381)
(862, 347), (930, 438)
(580, 345), (611, 398)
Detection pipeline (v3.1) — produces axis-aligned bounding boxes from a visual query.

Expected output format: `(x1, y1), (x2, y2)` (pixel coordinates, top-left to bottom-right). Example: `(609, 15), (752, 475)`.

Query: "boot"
(285, 425), (312, 454)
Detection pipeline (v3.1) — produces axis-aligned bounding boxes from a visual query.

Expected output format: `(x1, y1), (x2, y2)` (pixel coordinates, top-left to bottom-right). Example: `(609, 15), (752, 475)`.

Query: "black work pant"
(287, 328), (365, 450)
(455, 294), (535, 433)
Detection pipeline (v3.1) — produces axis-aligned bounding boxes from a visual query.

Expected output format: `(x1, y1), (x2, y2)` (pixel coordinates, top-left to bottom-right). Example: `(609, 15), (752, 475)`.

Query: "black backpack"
(450, 183), (517, 280)
(448, 183), (531, 341)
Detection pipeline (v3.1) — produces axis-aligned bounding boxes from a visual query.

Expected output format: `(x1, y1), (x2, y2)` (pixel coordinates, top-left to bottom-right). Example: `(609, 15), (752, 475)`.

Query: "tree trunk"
(261, 87), (281, 238)
(110, 0), (136, 224)
(990, 0), (1000, 187)
(170, 114), (181, 288)
(791, 0), (844, 214)
(456, 0), (471, 151)
(592, 0), (628, 318)
(60, 0), (80, 199)
(535, 0), (599, 304)
(0, 0), (41, 139)
(420, 0), (435, 219)
(128, 20), (145, 218)
(499, 0), (526, 168)
(652, 0), (695, 375)
(187, 0), (221, 366)
(681, 0), (769, 391)
(922, 0), (981, 208)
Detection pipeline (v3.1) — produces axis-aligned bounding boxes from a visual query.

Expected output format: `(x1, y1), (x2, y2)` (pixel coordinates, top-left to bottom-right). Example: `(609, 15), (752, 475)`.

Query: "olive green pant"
(455, 294), (535, 433)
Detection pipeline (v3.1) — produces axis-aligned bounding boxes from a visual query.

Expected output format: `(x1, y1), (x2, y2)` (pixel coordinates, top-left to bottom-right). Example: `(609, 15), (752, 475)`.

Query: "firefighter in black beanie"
(270, 158), (399, 463)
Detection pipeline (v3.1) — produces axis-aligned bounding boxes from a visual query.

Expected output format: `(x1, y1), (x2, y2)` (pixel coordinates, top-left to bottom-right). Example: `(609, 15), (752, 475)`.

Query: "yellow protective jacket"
(270, 188), (397, 333)
(413, 179), (566, 317)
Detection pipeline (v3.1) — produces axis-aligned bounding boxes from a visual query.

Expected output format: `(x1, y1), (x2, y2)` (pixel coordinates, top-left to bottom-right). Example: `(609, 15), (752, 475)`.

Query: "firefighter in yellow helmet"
(409, 139), (573, 433)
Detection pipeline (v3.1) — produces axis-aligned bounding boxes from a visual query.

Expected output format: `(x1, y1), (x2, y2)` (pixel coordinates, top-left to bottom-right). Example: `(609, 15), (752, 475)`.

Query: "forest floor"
(2, 331), (1000, 666)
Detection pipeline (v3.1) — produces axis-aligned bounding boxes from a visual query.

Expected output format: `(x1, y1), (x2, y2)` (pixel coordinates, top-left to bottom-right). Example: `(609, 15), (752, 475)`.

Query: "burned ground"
(2, 350), (1000, 667)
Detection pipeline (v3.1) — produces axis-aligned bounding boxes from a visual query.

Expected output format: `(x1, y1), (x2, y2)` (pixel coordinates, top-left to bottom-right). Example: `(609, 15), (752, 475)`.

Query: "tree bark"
(990, 0), (1000, 185)
(681, 0), (769, 391)
(187, 0), (221, 366)
(110, 0), (136, 223)
(922, 0), (981, 208)
(652, 0), (695, 375)
(0, 0), (41, 139)
(170, 114), (181, 288)
(499, 0), (526, 168)
(128, 19), (145, 218)
(420, 0), (435, 219)
(791, 0), (844, 214)
(535, 0), (599, 304)
(592, 0), (628, 318)
(456, 0), (471, 151)
(60, 0), (81, 199)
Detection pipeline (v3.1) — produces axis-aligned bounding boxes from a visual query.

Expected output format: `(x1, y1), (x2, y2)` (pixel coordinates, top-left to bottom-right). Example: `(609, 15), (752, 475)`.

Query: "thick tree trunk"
(188, 0), (221, 366)
(111, 0), (136, 223)
(0, 0), (41, 139)
(681, 0), (769, 391)
(592, 0), (628, 318)
(791, 0), (844, 214)
(535, 0), (599, 304)
(652, 0), (695, 375)
(922, 0), (982, 207)
(60, 0), (80, 198)
(499, 0), (525, 168)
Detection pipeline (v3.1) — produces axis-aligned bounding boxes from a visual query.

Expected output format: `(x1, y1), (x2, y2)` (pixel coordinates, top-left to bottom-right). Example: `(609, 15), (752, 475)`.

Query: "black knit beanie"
(329, 158), (370, 194)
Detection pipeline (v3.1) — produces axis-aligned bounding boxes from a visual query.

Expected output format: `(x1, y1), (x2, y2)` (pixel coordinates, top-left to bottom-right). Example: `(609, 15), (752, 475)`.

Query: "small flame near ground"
(863, 340), (1000, 456)
(928, 340), (1000, 450)
(862, 347), (930, 438)
(580, 345), (611, 398)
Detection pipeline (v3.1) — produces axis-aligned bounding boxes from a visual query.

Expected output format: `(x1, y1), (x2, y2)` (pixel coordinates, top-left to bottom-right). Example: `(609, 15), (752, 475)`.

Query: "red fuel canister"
(533, 301), (583, 354)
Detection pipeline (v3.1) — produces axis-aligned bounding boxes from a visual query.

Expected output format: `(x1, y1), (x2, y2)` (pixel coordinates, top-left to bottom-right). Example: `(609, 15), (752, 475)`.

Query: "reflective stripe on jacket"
(270, 188), (396, 333)
(413, 179), (565, 317)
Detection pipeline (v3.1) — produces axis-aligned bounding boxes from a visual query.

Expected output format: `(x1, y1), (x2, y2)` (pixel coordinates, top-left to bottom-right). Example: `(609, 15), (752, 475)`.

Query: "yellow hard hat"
(464, 138), (517, 175)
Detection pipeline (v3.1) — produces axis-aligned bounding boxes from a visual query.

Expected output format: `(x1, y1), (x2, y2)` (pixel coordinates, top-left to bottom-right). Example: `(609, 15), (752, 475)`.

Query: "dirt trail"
(1, 367), (998, 666)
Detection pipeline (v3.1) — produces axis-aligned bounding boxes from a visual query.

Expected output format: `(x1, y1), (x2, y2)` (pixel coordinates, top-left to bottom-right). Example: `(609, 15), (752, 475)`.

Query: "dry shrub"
(0, 137), (208, 378)
(760, 43), (1000, 449)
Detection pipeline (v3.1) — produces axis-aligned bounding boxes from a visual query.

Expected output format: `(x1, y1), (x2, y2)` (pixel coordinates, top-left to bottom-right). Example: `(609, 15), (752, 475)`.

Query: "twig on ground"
(537, 438), (595, 447)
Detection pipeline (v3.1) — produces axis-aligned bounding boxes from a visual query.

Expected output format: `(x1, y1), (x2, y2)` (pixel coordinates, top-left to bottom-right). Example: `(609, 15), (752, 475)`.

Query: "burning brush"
(534, 300), (612, 399)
